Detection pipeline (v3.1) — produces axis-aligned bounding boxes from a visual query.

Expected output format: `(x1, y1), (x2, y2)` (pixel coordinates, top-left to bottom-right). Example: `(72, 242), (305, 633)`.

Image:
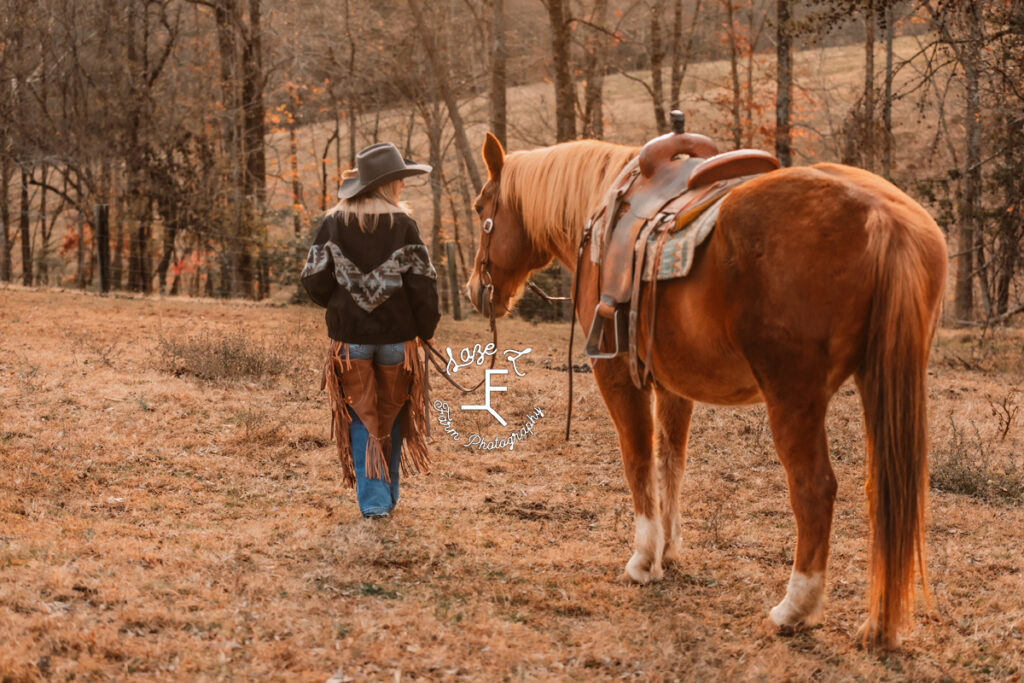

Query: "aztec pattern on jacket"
(303, 242), (435, 313)
(301, 211), (441, 344)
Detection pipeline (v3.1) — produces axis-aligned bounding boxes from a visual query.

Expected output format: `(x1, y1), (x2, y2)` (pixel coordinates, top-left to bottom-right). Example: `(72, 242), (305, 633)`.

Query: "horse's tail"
(858, 204), (944, 648)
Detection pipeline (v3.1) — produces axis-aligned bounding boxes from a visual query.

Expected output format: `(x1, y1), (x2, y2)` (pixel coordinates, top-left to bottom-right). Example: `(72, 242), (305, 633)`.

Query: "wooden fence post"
(94, 204), (110, 293)
(446, 241), (462, 321)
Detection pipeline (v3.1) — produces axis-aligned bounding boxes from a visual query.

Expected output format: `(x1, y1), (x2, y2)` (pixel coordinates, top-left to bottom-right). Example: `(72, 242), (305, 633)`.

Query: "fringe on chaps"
(321, 340), (430, 488)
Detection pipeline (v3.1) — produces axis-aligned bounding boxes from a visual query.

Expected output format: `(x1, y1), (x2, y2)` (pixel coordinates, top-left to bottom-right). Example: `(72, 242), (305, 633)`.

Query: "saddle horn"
(671, 110), (685, 134)
(638, 111), (718, 179)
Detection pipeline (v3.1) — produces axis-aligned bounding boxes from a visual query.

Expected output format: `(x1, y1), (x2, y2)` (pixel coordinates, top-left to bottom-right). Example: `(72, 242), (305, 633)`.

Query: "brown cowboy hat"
(339, 142), (432, 199)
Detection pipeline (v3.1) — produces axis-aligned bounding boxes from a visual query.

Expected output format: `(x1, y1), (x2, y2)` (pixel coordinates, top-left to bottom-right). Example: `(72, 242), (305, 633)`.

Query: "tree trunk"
(455, 173), (476, 265)
(77, 216), (85, 289)
(426, 102), (448, 314)
(128, 217), (152, 294)
(344, 0), (357, 169)
(863, 0), (876, 172)
(650, 1), (669, 134)
(994, 40), (1022, 316)
(954, 1), (982, 322)
(112, 201), (125, 289)
(214, 0), (239, 160)
(20, 167), (32, 286)
(321, 125), (337, 212)
(334, 113), (342, 196)
(490, 0), (508, 147)
(212, 0), (250, 299)
(725, 0), (742, 149)
(669, 0), (684, 109)
(155, 222), (177, 294)
(38, 167), (49, 285)
(219, 251), (231, 298)
(546, 0), (577, 142)
(881, 1), (894, 178)
(581, 0), (608, 139)
(238, 0), (264, 300)
(242, 0), (266, 203)
(289, 112), (302, 236)
(127, 221), (139, 292)
(95, 204), (111, 294)
(670, 0), (701, 111)
(1, 157), (11, 282)
(406, 0), (483, 192)
(458, 173), (477, 259)
(775, 0), (793, 166)
(743, 7), (757, 148)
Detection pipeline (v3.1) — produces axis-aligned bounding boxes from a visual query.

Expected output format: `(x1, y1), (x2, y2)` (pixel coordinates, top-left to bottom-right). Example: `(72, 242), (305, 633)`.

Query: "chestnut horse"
(466, 133), (947, 647)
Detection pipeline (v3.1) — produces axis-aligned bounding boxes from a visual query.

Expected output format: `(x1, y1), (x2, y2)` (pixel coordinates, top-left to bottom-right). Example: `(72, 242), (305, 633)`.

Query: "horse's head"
(466, 133), (553, 319)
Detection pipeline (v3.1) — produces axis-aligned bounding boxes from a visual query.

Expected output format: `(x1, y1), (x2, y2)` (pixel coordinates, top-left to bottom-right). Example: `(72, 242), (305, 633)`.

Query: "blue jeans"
(348, 343), (405, 517)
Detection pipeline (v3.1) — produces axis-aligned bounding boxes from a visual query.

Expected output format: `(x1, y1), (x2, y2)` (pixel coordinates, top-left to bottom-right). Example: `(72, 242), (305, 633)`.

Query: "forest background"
(0, 0), (1021, 327)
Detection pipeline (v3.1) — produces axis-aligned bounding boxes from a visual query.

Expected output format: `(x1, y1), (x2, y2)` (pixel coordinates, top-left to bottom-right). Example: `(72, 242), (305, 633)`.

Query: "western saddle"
(582, 111), (780, 385)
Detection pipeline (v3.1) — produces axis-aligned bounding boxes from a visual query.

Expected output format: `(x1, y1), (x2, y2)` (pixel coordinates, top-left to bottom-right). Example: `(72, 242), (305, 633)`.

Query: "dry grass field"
(1, 287), (1022, 681)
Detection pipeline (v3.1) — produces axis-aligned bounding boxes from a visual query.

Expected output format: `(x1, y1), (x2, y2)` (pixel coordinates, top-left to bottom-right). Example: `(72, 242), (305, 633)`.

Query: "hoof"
(769, 600), (825, 629)
(623, 551), (663, 584)
(855, 619), (902, 650)
(662, 539), (682, 564)
(762, 615), (798, 638)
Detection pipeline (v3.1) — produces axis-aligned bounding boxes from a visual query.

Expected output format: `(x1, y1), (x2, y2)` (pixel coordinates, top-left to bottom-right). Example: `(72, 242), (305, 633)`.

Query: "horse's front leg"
(654, 386), (694, 564)
(592, 358), (661, 583)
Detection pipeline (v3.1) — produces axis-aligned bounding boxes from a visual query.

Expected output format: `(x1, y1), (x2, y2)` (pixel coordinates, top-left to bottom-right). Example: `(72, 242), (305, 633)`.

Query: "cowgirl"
(301, 142), (440, 518)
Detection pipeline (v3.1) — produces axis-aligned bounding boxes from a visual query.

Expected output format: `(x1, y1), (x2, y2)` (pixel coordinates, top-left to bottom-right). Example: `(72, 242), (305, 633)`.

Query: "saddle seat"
(583, 131), (781, 378)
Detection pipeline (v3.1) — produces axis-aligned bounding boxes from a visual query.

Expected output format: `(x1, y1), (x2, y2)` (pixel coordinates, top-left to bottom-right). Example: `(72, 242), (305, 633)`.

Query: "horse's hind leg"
(654, 387), (694, 563)
(763, 395), (837, 629)
(592, 359), (661, 583)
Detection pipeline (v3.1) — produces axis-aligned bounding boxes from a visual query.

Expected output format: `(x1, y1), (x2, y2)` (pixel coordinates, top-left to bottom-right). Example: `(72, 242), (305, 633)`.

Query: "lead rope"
(420, 317), (498, 394)
(565, 220), (593, 441)
(526, 280), (572, 303)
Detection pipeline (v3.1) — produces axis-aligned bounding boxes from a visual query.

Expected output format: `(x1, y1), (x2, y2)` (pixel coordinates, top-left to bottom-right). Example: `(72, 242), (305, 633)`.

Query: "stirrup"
(584, 303), (628, 359)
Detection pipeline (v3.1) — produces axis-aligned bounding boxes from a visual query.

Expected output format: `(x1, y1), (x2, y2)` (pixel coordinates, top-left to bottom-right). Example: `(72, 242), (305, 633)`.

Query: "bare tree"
(775, 0), (793, 165)
(406, 0), (483, 192)
(490, 0), (508, 147)
(543, 0), (577, 142)
(649, 0), (669, 133)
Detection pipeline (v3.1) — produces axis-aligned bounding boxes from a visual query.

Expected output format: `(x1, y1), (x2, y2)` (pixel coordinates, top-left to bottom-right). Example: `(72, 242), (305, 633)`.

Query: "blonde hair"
(328, 176), (411, 232)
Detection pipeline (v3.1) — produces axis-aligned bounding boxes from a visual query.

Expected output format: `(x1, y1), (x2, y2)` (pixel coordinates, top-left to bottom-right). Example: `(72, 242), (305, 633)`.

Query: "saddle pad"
(642, 195), (726, 281)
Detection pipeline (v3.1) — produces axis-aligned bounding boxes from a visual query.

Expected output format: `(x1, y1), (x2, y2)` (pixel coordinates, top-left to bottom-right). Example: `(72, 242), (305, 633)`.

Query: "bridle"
(470, 182), (503, 350)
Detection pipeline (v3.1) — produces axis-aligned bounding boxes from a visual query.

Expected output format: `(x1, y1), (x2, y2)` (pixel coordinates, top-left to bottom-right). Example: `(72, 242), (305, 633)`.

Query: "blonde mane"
(499, 140), (639, 257)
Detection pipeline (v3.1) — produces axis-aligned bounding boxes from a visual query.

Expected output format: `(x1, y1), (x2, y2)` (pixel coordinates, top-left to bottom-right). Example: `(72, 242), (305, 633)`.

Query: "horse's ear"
(482, 132), (505, 180)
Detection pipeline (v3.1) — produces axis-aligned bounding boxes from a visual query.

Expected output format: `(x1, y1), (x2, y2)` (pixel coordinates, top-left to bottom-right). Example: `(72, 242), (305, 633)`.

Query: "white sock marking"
(769, 571), (825, 627)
